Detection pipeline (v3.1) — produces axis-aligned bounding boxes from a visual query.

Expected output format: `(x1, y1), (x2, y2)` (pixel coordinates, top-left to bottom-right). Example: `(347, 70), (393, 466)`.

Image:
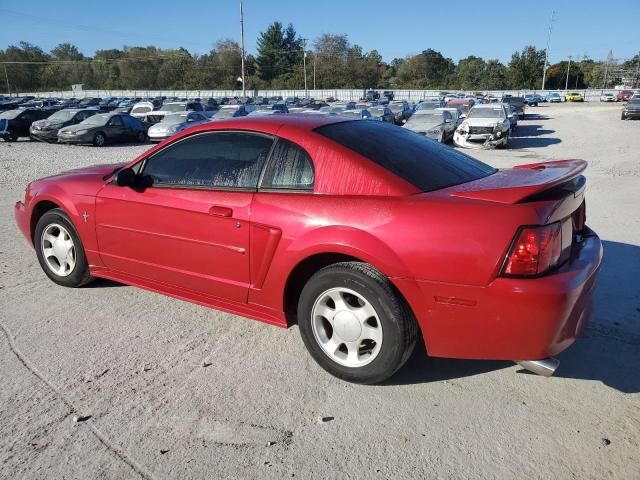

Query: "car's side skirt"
(89, 265), (287, 328)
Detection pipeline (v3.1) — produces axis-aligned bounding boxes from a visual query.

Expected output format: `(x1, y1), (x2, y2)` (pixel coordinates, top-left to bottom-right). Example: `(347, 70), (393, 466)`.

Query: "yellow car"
(565, 92), (584, 102)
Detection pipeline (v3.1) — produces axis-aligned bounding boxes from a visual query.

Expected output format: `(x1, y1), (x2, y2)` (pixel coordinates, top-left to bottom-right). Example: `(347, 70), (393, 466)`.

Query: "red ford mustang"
(14, 115), (602, 383)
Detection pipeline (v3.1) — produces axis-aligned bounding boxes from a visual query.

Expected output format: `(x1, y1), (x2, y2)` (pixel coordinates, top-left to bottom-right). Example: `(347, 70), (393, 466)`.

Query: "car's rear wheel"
(297, 262), (417, 384)
(93, 132), (106, 147)
(34, 208), (92, 287)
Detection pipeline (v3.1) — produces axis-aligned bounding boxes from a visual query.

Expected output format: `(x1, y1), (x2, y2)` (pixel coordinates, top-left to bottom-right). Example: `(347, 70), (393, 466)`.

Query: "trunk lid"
(446, 159), (589, 266)
(449, 159), (587, 205)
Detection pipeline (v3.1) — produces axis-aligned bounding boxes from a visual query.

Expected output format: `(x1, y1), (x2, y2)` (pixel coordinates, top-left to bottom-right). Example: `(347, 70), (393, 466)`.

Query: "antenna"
(541, 10), (555, 91)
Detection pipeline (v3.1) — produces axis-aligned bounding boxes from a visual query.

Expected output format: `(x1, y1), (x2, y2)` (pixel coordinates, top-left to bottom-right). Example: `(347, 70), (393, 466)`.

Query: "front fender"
(28, 185), (103, 266)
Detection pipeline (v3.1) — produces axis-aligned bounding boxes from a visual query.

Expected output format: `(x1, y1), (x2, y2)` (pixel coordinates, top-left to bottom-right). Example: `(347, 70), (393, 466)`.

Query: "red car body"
(617, 90), (633, 102)
(15, 115), (602, 362)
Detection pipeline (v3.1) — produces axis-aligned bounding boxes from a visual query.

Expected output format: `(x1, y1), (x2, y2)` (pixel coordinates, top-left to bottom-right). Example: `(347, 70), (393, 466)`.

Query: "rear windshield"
(315, 121), (496, 192)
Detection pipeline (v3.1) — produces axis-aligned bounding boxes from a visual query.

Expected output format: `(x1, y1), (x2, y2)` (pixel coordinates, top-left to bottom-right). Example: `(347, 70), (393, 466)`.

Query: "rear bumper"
(394, 228), (603, 360)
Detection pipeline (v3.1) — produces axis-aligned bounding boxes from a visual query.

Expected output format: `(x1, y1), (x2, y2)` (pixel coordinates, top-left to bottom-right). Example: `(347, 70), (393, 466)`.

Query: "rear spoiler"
(451, 159), (588, 204)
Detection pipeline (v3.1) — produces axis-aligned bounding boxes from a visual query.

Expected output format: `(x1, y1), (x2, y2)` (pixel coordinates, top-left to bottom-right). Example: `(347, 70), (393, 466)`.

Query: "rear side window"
(315, 121), (495, 192)
(261, 139), (314, 191)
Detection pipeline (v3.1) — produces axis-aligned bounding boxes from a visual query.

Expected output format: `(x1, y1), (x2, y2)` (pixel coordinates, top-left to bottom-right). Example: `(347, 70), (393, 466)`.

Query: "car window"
(143, 132), (273, 189)
(123, 115), (141, 128)
(316, 120), (496, 193)
(260, 139), (314, 191)
(109, 116), (124, 127)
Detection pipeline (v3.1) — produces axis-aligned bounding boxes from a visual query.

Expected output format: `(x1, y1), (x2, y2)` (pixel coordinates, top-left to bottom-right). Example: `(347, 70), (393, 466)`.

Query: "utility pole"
(239, 0), (246, 96)
(541, 10), (555, 91)
(3, 64), (10, 95)
(313, 54), (316, 90)
(565, 56), (572, 91)
(302, 41), (308, 97)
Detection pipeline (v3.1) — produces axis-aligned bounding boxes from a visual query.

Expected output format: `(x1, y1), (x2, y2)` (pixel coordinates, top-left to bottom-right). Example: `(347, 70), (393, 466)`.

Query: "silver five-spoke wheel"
(311, 287), (383, 367)
(41, 223), (76, 277)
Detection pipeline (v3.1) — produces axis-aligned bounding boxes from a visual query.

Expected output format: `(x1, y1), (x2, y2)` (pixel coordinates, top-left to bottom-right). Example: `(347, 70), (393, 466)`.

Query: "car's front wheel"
(34, 208), (92, 287)
(136, 130), (146, 143)
(297, 262), (418, 384)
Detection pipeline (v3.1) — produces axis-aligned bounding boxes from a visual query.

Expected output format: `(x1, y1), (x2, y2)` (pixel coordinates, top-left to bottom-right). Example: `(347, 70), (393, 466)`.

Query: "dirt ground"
(0, 103), (638, 479)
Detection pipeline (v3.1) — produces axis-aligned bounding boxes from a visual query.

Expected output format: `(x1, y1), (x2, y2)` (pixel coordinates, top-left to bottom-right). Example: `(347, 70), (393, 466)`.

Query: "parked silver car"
(403, 108), (457, 142)
(147, 112), (210, 142)
(453, 104), (510, 149)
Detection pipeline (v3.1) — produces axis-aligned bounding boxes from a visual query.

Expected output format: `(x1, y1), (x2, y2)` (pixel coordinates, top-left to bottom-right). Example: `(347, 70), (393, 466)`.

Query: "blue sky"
(0, 0), (638, 63)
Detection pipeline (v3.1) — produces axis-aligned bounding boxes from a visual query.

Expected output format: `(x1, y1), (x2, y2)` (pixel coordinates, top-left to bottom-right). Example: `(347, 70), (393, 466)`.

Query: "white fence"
(16, 88), (622, 102)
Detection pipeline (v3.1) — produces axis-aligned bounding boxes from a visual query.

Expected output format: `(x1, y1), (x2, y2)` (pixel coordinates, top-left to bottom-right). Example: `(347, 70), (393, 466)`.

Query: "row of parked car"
(1, 88), (636, 146)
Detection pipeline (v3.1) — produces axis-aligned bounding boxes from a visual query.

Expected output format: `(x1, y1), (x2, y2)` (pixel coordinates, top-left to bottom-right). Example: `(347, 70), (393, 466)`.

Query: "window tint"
(109, 116), (123, 127)
(261, 139), (314, 190)
(143, 132), (273, 188)
(315, 121), (496, 192)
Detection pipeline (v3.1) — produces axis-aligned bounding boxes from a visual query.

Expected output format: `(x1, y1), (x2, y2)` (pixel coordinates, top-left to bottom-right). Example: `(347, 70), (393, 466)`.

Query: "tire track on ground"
(0, 321), (156, 480)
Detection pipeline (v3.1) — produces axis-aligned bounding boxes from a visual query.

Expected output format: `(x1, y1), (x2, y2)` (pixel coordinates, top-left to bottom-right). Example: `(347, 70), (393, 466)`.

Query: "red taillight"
(501, 223), (562, 276)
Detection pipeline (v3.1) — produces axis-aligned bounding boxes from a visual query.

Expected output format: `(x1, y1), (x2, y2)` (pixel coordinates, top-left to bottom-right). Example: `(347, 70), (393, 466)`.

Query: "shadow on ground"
(387, 240), (640, 393)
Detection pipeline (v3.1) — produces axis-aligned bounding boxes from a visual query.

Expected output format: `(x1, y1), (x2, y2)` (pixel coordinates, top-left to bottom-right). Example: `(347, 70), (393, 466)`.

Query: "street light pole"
(3, 64), (10, 95)
(239, 0), (246, 96)
(313, 55), (316, 90)
(565, 56), (572, 91)
(541, 10), (555, 91)
(302, 41), (308, 97)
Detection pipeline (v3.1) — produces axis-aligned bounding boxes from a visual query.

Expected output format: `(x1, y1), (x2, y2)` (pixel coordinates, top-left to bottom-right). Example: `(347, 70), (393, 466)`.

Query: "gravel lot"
(1, 103), (639, 479)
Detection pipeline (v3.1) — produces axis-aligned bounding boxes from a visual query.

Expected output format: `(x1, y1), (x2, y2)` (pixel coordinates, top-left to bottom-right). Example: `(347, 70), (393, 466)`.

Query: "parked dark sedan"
(0, 108), (51, 141)
(502, 96), (526, 118)
(30, 108), (99, 142)
(58, 112), (147, 146)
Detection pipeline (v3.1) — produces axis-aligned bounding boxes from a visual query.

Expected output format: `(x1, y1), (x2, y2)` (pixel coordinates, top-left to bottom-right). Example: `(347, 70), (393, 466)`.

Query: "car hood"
(60, 123), (97, 133)
(32, 119), (65, 129)
(41, 163), (127, 182)
(404, 117), (442, 131)
(462, 117), (502, 127)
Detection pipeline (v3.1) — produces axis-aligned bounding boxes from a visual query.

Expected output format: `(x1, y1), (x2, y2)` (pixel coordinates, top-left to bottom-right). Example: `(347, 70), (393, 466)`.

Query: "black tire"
(5, 129), (18, 142)
(136, 130), (146, 143)
(93, 132), (106, 147)
(34, 208), (93, 288)
(621, 112), (626, 120)
(297, 262), (418, 384)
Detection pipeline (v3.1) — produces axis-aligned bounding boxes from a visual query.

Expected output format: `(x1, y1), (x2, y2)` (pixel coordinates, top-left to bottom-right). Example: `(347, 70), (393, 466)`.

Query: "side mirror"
(114, 168), (136, 187)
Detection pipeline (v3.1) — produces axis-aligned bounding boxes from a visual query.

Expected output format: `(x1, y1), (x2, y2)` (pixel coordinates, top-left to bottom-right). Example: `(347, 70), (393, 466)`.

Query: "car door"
(95, 130), (274, 303)
(106, 115), (126, 141)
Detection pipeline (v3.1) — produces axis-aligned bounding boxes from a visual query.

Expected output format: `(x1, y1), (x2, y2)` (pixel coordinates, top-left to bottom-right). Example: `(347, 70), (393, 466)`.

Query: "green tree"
(256, 22), (287, 81)
(396, 49), (454, 88)
(457, 56), (487, 89)
(507, 46), (545, 89)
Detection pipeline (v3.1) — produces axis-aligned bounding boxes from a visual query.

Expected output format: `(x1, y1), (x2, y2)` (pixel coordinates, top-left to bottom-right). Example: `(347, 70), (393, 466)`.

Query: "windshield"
(388, 104), (404, 112)
(629, 98), (640, 105)
(47, 110), (78, 122)
(0, 109), (23, 119)
(160, 113), (189, 124)
(162, 103), (187, 112)
(468, 107), (504, 119)
(316, 121), (496, 192)
(81, 114), (109, 126)
(369, 108), (386, 115)
(212, 109), (239, 119)
(416, 102), (440, 111)
(409, 111), (442, 121)
(132, 105), (152, 114)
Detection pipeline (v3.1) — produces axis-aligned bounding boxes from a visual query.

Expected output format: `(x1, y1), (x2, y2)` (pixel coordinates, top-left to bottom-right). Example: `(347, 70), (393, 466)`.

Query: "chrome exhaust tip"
(515, 358), (560, 377)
